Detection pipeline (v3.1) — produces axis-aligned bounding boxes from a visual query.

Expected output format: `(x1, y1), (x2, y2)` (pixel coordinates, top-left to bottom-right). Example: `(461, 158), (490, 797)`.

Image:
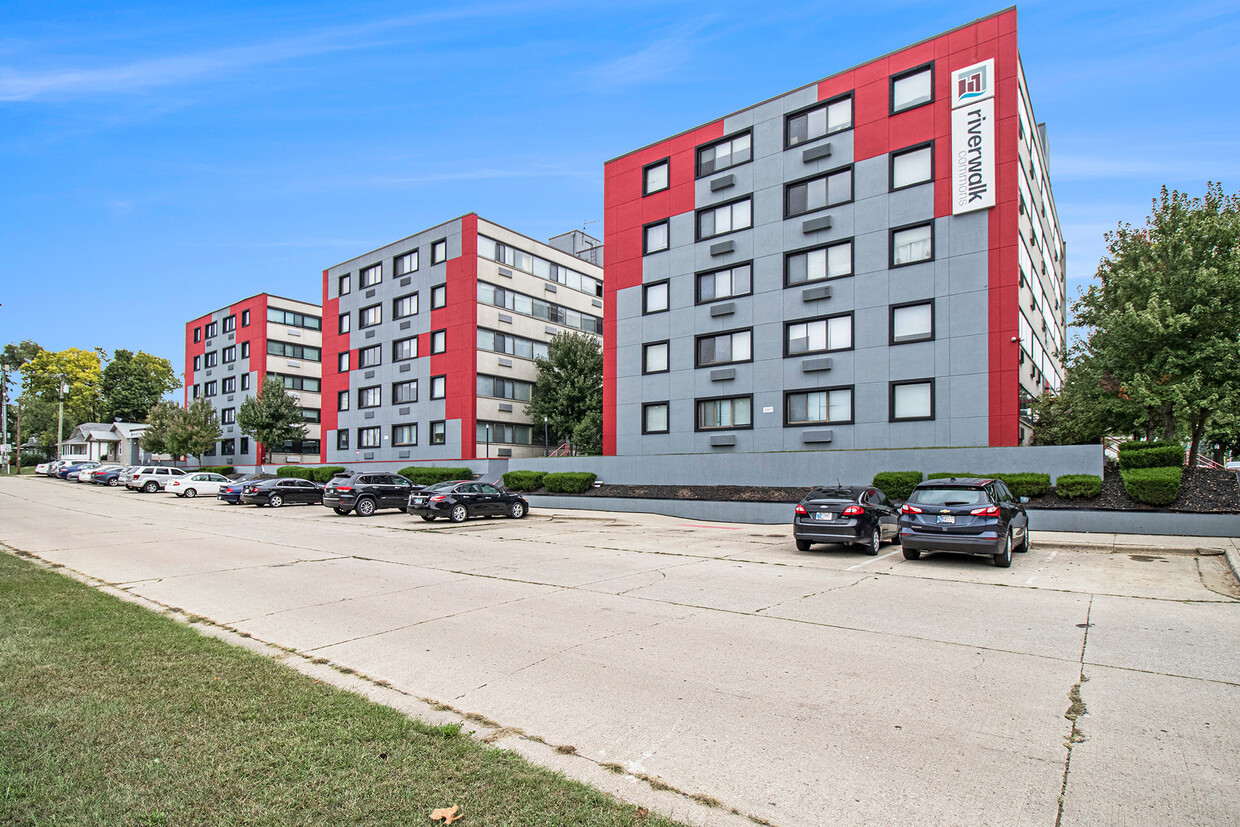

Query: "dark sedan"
(239, 477), (324, 507)
(217, 474), (274, 504)
(898, 477), (1029, 568)
(90, 466), (129, 487)
(793, 485), (899, 555)
(407, 481), (528, 522)
(57, 461), (101, 480)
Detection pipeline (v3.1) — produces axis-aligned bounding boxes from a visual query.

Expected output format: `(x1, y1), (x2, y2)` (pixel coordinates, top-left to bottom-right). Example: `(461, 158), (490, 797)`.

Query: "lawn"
(0, 551), (679, 826)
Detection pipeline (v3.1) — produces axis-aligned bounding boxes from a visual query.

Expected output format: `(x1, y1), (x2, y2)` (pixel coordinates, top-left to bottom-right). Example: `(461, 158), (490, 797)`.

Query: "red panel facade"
(430, 214), (478, 460)
(319, 272), (344, 463)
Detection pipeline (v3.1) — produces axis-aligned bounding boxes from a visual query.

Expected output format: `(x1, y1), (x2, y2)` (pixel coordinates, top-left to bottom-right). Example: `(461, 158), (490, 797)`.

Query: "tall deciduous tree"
(1073, 183), (1240, 466)
(22, 347), (106, 424)
(171, 398), (222, 465)
(141, 400), (181, 458)
(526, 332), (603, 454)
(2, 340), (44, 470)
(100, 349), (180, 423)
(236, 377), (307, 467)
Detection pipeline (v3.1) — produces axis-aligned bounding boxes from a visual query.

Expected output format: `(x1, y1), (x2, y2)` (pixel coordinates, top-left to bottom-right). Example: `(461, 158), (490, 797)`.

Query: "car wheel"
(268, 494), (284, 508)
(863, 528), (881, 556)
(333, 507), (351, 516)
(1016, 524), (1030, 552)
(142, 481), (159, 493)
(902, 547), (922, 560)
(795, 539), (811, 552)
(107, 478), (119, 487)
(355, 498), (376, 517)
(184, 488), (197, 499)
(420, 515), (436, 522)
(449, 504), (468, 523)
(509, 501), (527, 519)
(993, 532), (1013, 568)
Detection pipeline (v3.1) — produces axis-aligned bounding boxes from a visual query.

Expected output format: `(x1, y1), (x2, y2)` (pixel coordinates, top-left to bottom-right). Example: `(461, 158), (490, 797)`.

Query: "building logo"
(951, 59), (994, 109)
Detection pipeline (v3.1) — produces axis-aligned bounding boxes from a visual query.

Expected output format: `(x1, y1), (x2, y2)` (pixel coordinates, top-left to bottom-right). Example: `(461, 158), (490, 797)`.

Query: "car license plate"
(412, 497), (426, 505)
(814, 512), (834, 521)
(937, 515), (956, 524)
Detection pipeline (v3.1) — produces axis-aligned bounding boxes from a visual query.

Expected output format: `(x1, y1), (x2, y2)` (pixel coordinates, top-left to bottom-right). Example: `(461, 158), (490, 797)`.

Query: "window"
(393, 424), (417, 446)
(891, 379), (934, 421)
(222, 346), (236, 363)
(336, 429), (349, 450)
(205, 322), (218, 339)
(393, 380), (418, 404)
(240, 373), (250, 391)
(891, 301), (934, 344)
(393, 336), (418, 361)
(395, 250), (419, 276)
(223, 315), (236, 333)
(696, 329), (752, 367)
(430, 375), (446, 399)
(269, 374), (320, 392)
(643, 341), (669, 374)
(358, 427), (381, 449)
(394, 293), (418, 319)
(477, 282), (603, 335)
(431, 330), (446, 354)
(204, 351), (218, 368)
(697, 197), (752, 240)
(696, 263), (752, 303)
(786, 387), (853, 425)
(478, 422), (533, 444)
(643, 220), (669, 254)
(268, 308), (321, 330)
(431, 284), (447, 309)
(477, 328), (549, 360)
(193, 355), (201, 371)
(221, 408), (236, 425)
(338, 351), (350, 373)
(359, 304), (382, 328)
(300, 408), (321, 423)
(337, 390), (350, 411)
(204, 381), (217, 397)
(696, 395), (752, 430)
(221, 438), (235, 455)
(339, 274), (351, 296)
(193, 327), (201, 343)
(643, 280), (669, 314)
(267, 341), (321, 362)
(643, 158), (669, 195)
(891, 223), (934, 266)
(642, 402), (669, 434)
(358, 386), (381, 408)
(697, 131), (752, 177)
(338, 313), (350, 334)
(358, 345), (381, 368)
(476, 375), (532, 401)
(222, 376), (236, 394)
(359, 263), (382, 288)
(241, 342), (249, 359)
(240, 437), (249, 454)
(430, 421), (446, 445)
(891, 64), (934, 114)
(191, 385), (199, 399)
(785, 314), (853, 355)
(785, 94), (853, 148)
(431, 239), (447, 264)
(241, 310), (250, 327)
(891, 143), (933, 190)
(785, 167), (852, 217)
(785, 241), (852, 286)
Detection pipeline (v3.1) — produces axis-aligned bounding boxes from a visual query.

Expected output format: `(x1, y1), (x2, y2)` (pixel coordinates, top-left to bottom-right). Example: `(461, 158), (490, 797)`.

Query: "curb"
(1225, 547), (1240, 585)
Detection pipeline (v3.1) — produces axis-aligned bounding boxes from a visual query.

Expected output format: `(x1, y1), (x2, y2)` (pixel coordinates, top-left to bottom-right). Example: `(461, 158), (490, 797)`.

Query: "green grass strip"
(0, 552), (681, 826)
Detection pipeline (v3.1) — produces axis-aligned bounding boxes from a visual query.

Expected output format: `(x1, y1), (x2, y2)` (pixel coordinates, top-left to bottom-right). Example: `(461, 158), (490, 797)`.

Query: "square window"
(891, 64), (934, 114)
(359, 263), (381, 288)
(786, 387), (853, 425)
(393, 336), (418, 361)
(785, 167), (852, 217)
(431, 375), (446, 399)
(643, 158), (669, 195)
(643, 220), (669, 255)
(358, 386), (381, 409)
(431, 239), (447, 264)
(643, 341), (669, 374)
(891, 380), (934, 421)
(222, 376), (235, 394)
(642, 402), (669, 434)
(785, 314), (852, 356)
(359, 304), (382, 328)
(891, 301), (934, 344)
(785, 95), (853, 148)
(695, 395), (752, 430)
(338, 351), (350, 373)
(393, 424), (417, 447)
(431, 284), (447, 309)
(337, 429), (349, 450)
(339, 274), (351, 296)
(697, 198), (752, 241)
(431, 330), (446, 354)
(785, 241), (852, 286)
(891, 223), (934, 266)
(395, 249), (418, 276)
(643, 281), (669, 315)
(358, 427), (381, 449)
(891, 143), (934, 190)
(394, 293), (418, 319)
(223, 315), (236, 333)
(358, 345), (381, 368)
(697, 131), (752, 177)
(696, 263), (752, 304)
(695, 329), (752, 367)
(430, 421), (446, 445)
(393, 380), (417, 404)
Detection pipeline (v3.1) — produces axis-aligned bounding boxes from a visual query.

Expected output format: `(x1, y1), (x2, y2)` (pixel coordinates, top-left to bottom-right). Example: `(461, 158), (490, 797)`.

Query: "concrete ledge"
(1026, 508), (1240, 537)
(526, 495), (792, 524)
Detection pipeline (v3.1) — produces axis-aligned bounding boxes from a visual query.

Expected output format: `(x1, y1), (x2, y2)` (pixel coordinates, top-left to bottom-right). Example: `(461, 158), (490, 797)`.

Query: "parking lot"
(2, 474), (1239, 826)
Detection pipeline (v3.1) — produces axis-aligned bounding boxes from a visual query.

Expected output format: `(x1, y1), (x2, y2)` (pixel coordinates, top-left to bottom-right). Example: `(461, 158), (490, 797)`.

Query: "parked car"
(898, 477), (1029, 568)
(35, 461), (53, 474)
(323, 471), (420, 516)
(77, 464), (120, 482)
(58, 461), (101, 480)
(42, 460), (70, 477)
(240, 477), (324, 507)
(91, 466), (132, 487)
(124, 466), (188, 493)
(407, 480), (528, 522)
(792, 485), (899, 554)
(217, 474), (275, 504)
(167, 472), (233, 499)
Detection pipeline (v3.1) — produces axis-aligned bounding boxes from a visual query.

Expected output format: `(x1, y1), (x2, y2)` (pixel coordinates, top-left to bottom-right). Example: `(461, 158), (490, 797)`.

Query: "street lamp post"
(485, 424), (491, 460)
(543, 417), (549, 457)
(1, 363), (9, 475)
(56, 378), (67, 460)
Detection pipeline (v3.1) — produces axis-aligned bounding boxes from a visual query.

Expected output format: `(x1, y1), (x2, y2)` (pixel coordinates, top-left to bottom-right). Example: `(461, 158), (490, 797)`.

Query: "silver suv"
(124, 466), (187, 493)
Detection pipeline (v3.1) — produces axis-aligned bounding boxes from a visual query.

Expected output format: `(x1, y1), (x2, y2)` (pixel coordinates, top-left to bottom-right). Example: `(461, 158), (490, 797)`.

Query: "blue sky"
(2, 1), (1238, 369)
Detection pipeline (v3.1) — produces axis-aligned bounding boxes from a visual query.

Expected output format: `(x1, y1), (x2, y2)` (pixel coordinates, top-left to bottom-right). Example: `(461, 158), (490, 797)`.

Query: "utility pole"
(56, 377), (67, 460)
(1, 363), (9, 475)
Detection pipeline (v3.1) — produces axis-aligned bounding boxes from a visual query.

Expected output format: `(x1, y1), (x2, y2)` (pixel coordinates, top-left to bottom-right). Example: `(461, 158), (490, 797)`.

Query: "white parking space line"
(1025, 549), (1058, 585)
(845, 548), (902, 570)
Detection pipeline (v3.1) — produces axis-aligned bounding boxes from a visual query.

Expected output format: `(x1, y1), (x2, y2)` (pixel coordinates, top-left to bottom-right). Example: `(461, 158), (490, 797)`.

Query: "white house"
(59, 422), (151, 464)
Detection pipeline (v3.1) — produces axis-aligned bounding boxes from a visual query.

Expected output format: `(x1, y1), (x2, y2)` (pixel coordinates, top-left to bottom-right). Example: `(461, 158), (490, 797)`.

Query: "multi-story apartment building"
(320, 214), (603, 465)
(602, 7), (1064, 457)
(184, 293), (323, 467)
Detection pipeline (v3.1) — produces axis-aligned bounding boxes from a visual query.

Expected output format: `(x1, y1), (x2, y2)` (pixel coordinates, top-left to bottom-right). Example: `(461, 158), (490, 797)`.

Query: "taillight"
(794, 504), (807, 515)
(429, 495), (446, 502)
(335, 486), (352, 492)
(841, 505), (864, 516)
(970, 505), (1001, 516)
(901, 504), (922, 514)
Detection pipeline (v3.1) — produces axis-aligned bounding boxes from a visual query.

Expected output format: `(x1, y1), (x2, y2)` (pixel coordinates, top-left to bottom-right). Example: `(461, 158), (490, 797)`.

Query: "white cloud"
(583, 22), (710, 88)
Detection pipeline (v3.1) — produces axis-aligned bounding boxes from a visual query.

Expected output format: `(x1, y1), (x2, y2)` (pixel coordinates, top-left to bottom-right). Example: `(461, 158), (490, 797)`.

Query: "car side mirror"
(1019, 496), (1030, 503)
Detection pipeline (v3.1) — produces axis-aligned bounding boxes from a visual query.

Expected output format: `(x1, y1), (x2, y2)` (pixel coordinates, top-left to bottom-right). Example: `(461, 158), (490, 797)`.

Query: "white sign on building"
(950, 59), (996, 215)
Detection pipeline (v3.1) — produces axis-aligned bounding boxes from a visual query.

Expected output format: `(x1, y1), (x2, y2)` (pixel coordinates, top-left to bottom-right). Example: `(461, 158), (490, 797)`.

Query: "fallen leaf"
(636, 806), (648, 819)
(430, 805), (462, 823)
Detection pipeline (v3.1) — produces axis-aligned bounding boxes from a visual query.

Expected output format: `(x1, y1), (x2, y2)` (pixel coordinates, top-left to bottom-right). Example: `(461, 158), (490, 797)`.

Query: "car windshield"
(908, 487), (987, 506)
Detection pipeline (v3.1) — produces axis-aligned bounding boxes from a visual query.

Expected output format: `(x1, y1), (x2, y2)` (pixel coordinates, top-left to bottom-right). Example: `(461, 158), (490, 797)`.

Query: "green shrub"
(1117, 443), (1183, 469)
(275, 465), (313, 479)
(871, 471), (923, 501)
(1054, 474), (1102, 500)
(925, 472), (1050, 498)
(1121, 466), (1183, 506)
(502, 470), (547, 491)
(541, 472), (597, 493)
(200, 465), (235, 475)
(925, 472), (980, 481)
(1117, 440), (1170, 452)
(399, 466), (474, 486)
(312, 466), (347, 483)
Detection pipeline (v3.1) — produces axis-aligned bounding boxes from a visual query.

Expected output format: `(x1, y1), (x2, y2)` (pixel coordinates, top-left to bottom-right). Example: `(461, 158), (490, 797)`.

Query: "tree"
(526, 332), (603, 454)
(141, 400), (181, 457)
(2, 340), (43, 471)
(170, 397), (222, 465)
(22, 347), (106, 424)
(100, 349), (180, 423)
(236, 377), (307, 467)
(1073, 183), (1240, 466)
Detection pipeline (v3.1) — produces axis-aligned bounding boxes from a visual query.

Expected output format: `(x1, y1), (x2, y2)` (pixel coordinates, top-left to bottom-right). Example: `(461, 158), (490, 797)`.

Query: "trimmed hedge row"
(200, 465), (235, 476)
(1121, 466), (1183, 506)
(871, 471), (923, 501)
(502, 470), (547, 492)
(1117, 442), (1183, 469)
(923, 472), (1052, 498)
(275, 465), (346, 483)
(542, 472), (597, 494)
(1054, 474), (1102, 500)
(399, 466), (474, 486)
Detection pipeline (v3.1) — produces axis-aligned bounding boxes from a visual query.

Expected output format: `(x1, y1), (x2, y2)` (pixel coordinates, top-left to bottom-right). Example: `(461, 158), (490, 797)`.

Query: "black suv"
(323, 472), (420, 516)
(898, 477), (1029, 568)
